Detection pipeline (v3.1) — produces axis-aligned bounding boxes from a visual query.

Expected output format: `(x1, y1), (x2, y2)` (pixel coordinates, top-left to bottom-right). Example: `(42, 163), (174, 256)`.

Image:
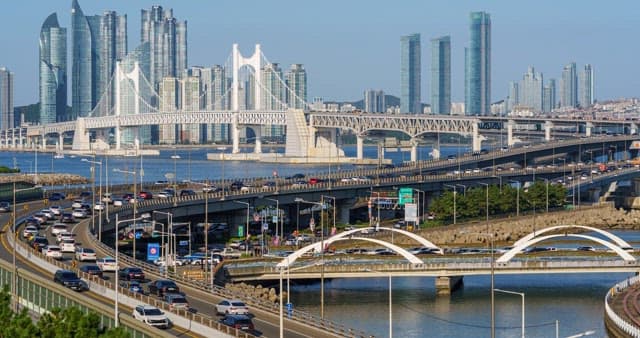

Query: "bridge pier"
(585, 122), (593, 137)
(356, 135), (364, 160)
(507, 120), (515, 146)
(545, 121), (553, 141)
(435, 276), (464, 296)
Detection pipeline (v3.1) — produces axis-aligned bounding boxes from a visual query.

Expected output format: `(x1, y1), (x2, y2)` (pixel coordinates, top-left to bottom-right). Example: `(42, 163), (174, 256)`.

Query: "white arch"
(276, 236), (423, 268)
(497, 233), (636, 263)
(513, 224), (632, 249)
(276, 226), (438, 268)
(232, 44), (262, 111)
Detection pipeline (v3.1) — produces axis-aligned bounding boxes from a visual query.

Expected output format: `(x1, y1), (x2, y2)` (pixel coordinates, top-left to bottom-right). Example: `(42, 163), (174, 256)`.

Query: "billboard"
(404, 203), (418, 222)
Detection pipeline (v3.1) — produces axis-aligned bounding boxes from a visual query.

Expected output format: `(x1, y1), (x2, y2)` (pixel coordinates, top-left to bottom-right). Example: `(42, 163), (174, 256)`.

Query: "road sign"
(262, 223), (269, 231)
(286, 303), (293, 318)
(147, 243), (160, 261)
(272, 216), (278, 223)
(398, 188), (413, 205)
(404, 203), (418, 222)
(237, 225), (244, 237)
(179, 240), (189, 246)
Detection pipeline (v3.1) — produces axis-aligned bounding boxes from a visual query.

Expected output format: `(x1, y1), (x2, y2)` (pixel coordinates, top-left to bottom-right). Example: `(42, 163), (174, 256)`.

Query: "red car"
(138, 191), (153, 199)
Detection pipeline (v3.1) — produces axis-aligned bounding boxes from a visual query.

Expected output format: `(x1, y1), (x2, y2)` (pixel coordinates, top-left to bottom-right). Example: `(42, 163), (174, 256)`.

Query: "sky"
(2, 0), (639, 106)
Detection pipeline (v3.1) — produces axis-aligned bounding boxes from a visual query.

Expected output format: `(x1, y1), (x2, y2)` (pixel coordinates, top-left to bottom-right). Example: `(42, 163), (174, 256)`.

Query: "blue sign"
(179, 240), (189, 246)
(147, 243), (160, 261)
(286, 303), (293, 318)
(135, 231), (142, 239)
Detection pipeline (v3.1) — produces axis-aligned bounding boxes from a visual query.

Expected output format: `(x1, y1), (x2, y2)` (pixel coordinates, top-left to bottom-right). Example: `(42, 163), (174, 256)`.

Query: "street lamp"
(233, 200), (250, 256)
(509, 180), (520, 217)
(365, 269), (393, 338)
(152, 211), (173, 278)
(264, 197), (282, 244)
(412, 188), (425, 229)
(294, 197), (328, 319)
(478, 182), (494, 338)
(186, 180), (212, 286)
(114, 213), (148, 327)
(113, 168), (137, 264)
(443, 184), (457, 224)
(82, 158), (102, 241)
(278, 262), (325, 338)
(494, 288), (525, 338)
(12, 183), (39, 311)
(456, 184), (467, 196)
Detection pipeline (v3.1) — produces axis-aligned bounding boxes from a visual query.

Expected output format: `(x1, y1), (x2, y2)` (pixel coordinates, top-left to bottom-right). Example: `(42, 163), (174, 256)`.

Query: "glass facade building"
(431, 36), (451, 115)
(0, 68), (14, 130)
(39, 13), (67, 124)
(465, 12), (491, 115)
(400, 33), (421, 113)
(579, 64), (594, 108)
(560, 62), (577, 108)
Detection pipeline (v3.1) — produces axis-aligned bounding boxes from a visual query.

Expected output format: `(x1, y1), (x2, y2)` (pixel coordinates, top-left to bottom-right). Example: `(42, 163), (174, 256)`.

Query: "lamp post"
(278, 262), (325, 338)
(443, 184), (457, 224)
(264, 197), (281, 244)
(294, 197), (328, 319)
(114, 213), (148, 327)
(233, 201), (250, 256)
(509, 180), (520, 217)
(12, 183), (39, 311)
(365, 269), (393, 338)
(82, 158), (102, 241)
(412, 188), (425, 229)
(541, 178), (549, 213)
(186, 180), (212, 286)
(494, 288), (525, 338)
(478, 182), (494, 338)
(114, 168), (137, 263)
(153, 211), (173, 277)
(456, 184), (467, 196)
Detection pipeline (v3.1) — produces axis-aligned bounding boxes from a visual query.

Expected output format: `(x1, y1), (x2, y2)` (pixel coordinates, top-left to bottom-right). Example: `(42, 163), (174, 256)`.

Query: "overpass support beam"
(58, 134), (63, 151)
(252, 126), (262, 154)
(410, 139), (418, 162)
(356, 135), (364, 160)
(41, 135), (46, 150)
(544, 121), (553, 141)
(232, 114), (240, 154)
(71, 118), (91, 151)
(507, 120), (515, 146)
(585, 122), (593, 137)
(435, 276), (464, 296)
(472, 124), (483, 153)
(630, 123), (638, 136)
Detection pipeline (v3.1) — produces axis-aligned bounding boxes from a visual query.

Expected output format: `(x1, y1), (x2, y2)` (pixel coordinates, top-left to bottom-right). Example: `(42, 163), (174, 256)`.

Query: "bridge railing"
(605, 275), (640, 337)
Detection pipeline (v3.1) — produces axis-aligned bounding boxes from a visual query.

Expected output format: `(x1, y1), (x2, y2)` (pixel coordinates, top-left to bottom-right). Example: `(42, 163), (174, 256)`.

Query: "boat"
(54, 153), (64, 159)
(170, 155), (181, 159)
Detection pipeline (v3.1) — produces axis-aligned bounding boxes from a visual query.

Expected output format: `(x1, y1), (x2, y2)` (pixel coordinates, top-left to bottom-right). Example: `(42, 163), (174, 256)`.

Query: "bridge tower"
(113, 60), (141, 151)
(231, 44), (262, 111)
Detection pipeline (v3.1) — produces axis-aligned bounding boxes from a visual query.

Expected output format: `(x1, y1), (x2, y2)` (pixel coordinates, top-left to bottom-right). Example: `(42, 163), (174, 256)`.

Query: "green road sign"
(398, 187), (413, 205)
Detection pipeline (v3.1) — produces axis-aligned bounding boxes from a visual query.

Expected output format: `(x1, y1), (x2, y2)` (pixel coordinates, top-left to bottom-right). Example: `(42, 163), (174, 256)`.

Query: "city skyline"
(2, 1), (639, 106)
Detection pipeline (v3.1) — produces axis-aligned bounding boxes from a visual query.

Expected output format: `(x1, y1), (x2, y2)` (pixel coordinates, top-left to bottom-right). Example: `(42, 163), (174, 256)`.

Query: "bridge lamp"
(81, 158), (103, 241)
(509, 180), (520, 217)
(113, 168), (137, 264)
(233, 200), (251, 256)
(443, 184), (457, 224)
(494, 288), (525, 338)
(187, 180), (212, 287)
(365, 269), (393, 338)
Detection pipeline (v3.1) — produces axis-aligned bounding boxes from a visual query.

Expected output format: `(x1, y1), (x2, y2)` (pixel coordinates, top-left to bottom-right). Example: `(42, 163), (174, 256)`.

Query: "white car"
(56, 231), (74, 243)
(71, 200), (84, 209)
(49, 205), (62, 216)
(216, 299), (250, 315)
(72, 209), (87, 218)
(93, 202), (105, 211)
(23, 225), (39, 238)
(60, 239), (76, 253)
(40, 209), (54, 219)
(112, 198), (124, 207)
(42, 245), (62, 259)
(51, 223), (68, 236)
(132, 305), (169, 329)
(75, 247), (97, 262)
(97, 257), (117, 272)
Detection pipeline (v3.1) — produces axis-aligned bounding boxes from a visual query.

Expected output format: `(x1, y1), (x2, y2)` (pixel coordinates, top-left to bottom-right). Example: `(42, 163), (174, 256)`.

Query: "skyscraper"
(542, 79), (556, 113)
(364, 90), (386, 113)
(0, 68), (14, 131)
(286, 64), (307, 110)
(560, 62), (577, 108)
(400, 33), (421, 114)
(520, 66), (543, 112)
(181, 75), (201, 143)
(141, 6), (188, 89)
(579, 64), (594, 108)
(262, 63), (286, 110)
(39, 13), (67, 124)
(159, 77), (179, 144)
(466, 12), (491, 115)
(71, 0), (127, 119)
(507, 81), (519, 112)
(431, 36), (451, 115)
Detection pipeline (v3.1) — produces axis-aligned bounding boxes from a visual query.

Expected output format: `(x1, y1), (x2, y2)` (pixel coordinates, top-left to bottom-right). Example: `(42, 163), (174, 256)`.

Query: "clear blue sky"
(2, 0), (639, 106)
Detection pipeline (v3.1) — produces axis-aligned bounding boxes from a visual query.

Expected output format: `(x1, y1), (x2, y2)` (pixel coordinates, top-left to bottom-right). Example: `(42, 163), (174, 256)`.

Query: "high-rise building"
(542, 79), (556, 113)
(400, 33), (421, 113)
(117, 42), (151, 145)
(201, 65), (229, 143)
(286, 64), (307, 110)
(465, 12), (491, 115)
(141, 6), (187, 89)
(431, 36), (451, 115)
(159, 77), (179, 144)
(364, 90), (386, 113)
(262, 63), (286, 139)
(579, 64), (594, 108)
(0, 68), (14, 131)
(71, 0), (127, 119)
(507, 81), (519, 112)
(560, 62), (577, 108)
(520, 66), (543, 112)
(39, 13), (67, 124)
(181, 75), (201, 144)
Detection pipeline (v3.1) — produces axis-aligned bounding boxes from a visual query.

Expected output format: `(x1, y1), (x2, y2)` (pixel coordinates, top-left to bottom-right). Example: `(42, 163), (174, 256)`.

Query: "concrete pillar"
(507, 120), (515, 146)
(630, 123), (638, 135)
(356, 135), (364, 160)
(58, 134), (64, 151)
(232, 115), (240, 154)
(41, 135), (46, 150)
(585, 122), (593, 137)
(115, 125), (121, 150)
(588, 187), (601, 202)
(430, 147), (441, 160)
(410, 139), (418, 162)
(472, 123), (483, 153)
(435, 276), (464, 296)
(253, 126), (262, 154)
(544, 121), (553, 141)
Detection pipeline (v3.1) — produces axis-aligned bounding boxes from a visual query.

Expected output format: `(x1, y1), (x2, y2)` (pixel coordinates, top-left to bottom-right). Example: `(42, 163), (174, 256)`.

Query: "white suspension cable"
(260, 51), (310, 110)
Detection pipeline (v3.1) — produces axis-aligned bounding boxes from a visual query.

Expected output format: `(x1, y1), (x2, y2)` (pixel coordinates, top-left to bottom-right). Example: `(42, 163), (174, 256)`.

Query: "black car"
(229, 181), (245, 191)
(61, 213), (75, 223)
(179, 189), (196, 197)
(80, 265), (103, 278)
(148, 279), (180, 297)
(219, 314), (255, 331)
(0, 201), (11, 212)
(118, 267), (145, 281)
(48, 192), (65, 201)
(79, 191), (92, 199)
(30, 236), (49, 251)
(53, 269), (86, 291)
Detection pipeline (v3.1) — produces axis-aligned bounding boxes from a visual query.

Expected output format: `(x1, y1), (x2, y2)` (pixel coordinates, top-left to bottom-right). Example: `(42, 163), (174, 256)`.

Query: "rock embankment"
(0, 174), (89, 186)
(225, 282), (285, 304)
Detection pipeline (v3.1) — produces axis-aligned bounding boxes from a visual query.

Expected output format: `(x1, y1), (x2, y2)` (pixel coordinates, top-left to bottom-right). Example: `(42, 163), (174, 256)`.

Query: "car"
(93, 202), (106, 211)
(230, 181), (245, 191)
(60, 239), (76, 253)
(120, 280), (145, 294)
(48, 192), (65, 201)
(133, 305), (170, 329)
(119, 267), (145, 281)
(292, 180), (308, 188)
(40, 209), (54, 219)
(156, 190), (174, 198)
(72, 209), (87, 218)
(23, 225), (39, 238)
(75, 247), (97, 261)
(308, 177), (320, 185)
(164, 293), (189, 311)
(138, 191), (153, 199)
(61, 213), (75, 223)
(56, 231), (74, 243)
(122, 193), (135, 201)
(79, 264), (103, 278)
(216, 299), (250, 315)
(30, 236), (49, 251)
(577, 246), (595, 252)
(112, 198), (124, 207)
(202, 185), (218, 193)
(261, 181), (276, 189)
(148, 279), (180, 297)
(289, 173), (305, 179)
(219, 314), (255, 331)
(71, 200), (84, 209)
(43, 245), (63, 260)
(180, 189), (196, 197)
(154, 180), (169, 185)
(49, 205), (62, 216)
(97, 257), (118, 272)
(0, 201), (13, 212)
(79, 191), (92, 199)
(53, 269), (86, 291)
(32, 213), (49, 224)
(51, 223), (68, 236)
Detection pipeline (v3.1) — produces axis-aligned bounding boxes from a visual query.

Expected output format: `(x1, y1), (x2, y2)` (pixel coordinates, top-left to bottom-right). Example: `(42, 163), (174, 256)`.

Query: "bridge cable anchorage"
(260, 51), (311, 110)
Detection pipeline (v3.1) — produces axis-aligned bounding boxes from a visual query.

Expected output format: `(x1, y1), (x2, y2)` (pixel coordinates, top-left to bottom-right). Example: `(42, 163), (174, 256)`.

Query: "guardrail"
(605, 275), (640, 337)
